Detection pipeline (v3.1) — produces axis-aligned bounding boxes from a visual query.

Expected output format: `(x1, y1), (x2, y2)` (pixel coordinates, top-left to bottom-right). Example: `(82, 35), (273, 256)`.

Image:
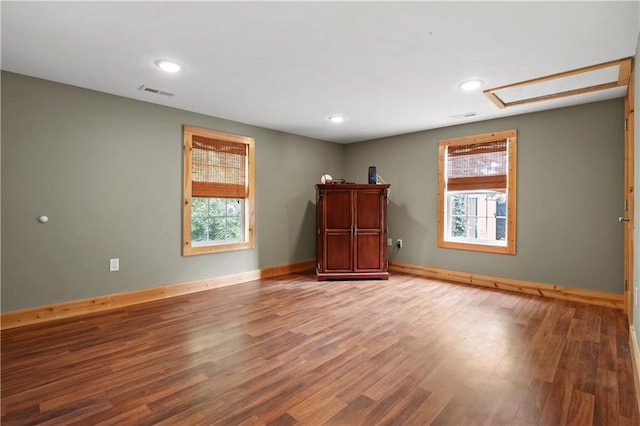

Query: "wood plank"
(594, 367), (620, 425)
(566, 390), (595, 426)
(2, 272), (638, 425)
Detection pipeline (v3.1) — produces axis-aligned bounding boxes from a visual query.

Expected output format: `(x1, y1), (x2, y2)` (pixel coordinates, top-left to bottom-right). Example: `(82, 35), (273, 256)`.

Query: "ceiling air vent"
(138, 85), (174, 97)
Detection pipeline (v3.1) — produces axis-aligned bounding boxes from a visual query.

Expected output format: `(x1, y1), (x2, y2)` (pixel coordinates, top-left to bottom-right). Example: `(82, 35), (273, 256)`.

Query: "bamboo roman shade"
(446, 140), (508, 191)
(191, 135), (248, 198)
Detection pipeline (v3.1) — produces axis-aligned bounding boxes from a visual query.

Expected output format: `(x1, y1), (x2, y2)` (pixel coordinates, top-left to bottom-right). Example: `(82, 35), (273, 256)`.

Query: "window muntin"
(438, 130), (516, 254)
(183, 126), (255, 255)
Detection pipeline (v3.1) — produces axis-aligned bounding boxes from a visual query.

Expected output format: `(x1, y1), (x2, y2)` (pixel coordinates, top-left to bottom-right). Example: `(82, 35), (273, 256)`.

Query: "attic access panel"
(484, 58), (632, 109)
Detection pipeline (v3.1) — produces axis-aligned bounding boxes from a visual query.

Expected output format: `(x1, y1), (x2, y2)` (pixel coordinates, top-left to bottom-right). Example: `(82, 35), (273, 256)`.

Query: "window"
(183, 126), (255, 255)
(438, 130), (517, 254)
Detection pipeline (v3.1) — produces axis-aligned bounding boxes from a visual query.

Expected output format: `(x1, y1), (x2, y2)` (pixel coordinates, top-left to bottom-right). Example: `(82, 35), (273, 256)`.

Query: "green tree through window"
(191, 197), (244, 244)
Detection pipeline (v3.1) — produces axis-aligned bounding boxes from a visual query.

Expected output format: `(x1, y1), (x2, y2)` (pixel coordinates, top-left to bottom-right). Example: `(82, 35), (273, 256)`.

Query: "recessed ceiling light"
(328, 114), (347, 124)
(459, 79), (483, 91)
(155, 59), (181, 73)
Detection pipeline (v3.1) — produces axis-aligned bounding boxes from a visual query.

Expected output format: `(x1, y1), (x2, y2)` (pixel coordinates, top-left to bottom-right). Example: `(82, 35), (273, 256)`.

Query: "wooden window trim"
(438, 129), (517, 255)
(183, 125), (255, 256)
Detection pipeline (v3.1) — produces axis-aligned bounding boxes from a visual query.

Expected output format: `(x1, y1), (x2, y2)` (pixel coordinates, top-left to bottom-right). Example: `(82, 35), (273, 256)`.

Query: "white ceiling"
(2, 1), (639, 144)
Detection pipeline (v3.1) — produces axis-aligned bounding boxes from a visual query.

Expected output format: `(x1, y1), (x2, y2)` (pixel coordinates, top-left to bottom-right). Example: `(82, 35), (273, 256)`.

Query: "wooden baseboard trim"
(389, 262), (624, 310)
(1, 260), (315, 330)
(4, 260), (621, 330)
(630, 326), (640, 417)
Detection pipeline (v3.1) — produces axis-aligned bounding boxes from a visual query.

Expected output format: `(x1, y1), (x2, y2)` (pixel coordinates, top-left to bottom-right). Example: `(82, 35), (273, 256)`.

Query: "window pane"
(191, 197), (209, 217)
(209, 218), (226, 241)
(226, 199), (243, 240)
(191, 215), (209, 242)
(191, 197), (244, 245)
(226, 199), (242, 216)
(210, 198), (226, 215)
(447, 191), (506, 245)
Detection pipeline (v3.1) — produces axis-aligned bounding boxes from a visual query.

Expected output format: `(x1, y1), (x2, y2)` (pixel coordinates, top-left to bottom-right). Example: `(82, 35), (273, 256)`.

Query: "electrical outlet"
(109, 258), (119, 272)
(387, 237), (393, 247)
(396, 239), (403, 248)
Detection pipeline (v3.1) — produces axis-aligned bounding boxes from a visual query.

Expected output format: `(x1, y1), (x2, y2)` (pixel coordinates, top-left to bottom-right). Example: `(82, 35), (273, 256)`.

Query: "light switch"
(109, 258), (119, 272)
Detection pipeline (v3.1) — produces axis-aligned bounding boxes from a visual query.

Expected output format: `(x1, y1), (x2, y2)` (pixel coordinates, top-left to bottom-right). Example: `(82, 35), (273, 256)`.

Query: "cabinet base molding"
(1, 260), (315, 330)
(317, 271), (389, 281)
(389, 261), (624, 310)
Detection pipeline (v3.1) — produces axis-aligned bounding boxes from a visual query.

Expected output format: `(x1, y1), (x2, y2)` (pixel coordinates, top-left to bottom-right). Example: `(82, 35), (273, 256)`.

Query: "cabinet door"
(323, 189), (353, 272)
(325, 189), (352, 229)
(326, 233), (353, 271)
(355, 189), (383, 230)
(354, 189), (386, 272)
(355, 232), (383, 271)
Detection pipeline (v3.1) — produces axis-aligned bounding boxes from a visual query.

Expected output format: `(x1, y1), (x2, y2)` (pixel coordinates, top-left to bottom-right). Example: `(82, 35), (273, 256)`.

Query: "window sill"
(438, 240), (515, 255)
(183, 240), (253, 256)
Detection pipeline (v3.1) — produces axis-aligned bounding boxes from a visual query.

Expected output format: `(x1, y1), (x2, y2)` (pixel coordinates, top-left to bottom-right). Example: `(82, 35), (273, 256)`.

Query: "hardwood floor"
(2, 272), (638, 425)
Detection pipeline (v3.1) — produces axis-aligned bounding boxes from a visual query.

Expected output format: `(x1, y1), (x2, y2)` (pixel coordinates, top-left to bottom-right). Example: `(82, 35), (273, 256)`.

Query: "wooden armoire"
(315, 183), (390, 280)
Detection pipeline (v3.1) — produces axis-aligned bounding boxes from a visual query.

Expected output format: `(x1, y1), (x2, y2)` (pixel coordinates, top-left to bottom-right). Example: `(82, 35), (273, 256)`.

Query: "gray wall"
(1, 71), (345, 311)
(0, 70), (629, 312)
(344, 99), (625, 294)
